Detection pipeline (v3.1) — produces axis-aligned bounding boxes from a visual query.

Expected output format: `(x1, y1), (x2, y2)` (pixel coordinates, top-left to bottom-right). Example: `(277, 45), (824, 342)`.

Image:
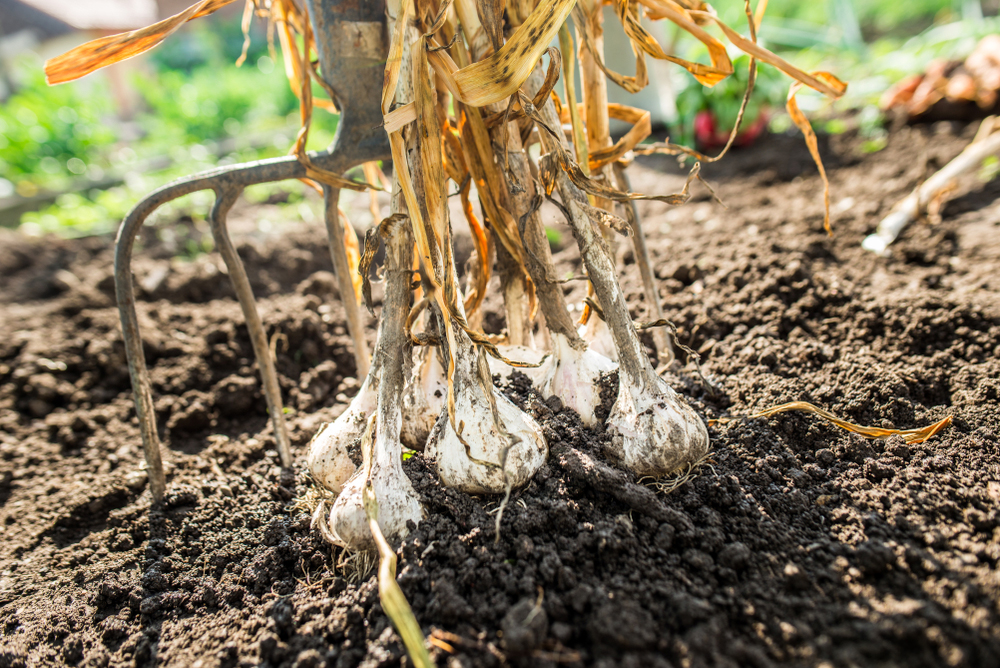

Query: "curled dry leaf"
(45, 0), (237, 84)
(787, 79), (836, 235)
(711, 401), (953, 445)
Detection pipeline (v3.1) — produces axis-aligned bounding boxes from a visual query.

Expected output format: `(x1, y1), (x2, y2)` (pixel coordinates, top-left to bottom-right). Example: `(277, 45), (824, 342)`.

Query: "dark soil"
(2, 121), (999, 668)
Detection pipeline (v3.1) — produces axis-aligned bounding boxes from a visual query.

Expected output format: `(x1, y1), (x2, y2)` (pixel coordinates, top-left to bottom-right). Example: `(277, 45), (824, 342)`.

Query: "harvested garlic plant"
(324, 209), (423, 551)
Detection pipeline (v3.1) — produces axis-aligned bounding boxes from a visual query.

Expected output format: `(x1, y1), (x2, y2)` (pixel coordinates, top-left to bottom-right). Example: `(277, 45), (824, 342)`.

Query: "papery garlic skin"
(307, 377), (377, 493)
(426, 336), (547, 494)
(401, 345), (446, 450)
(486, 344), (549, 386)
(538, 333), (616, 427)
(581, 316), (618, 363)
(607, 372), (709, 476)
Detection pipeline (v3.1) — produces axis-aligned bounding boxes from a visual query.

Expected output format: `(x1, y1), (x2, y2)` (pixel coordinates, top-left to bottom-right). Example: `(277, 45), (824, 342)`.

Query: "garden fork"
(115, 0), (390, 504)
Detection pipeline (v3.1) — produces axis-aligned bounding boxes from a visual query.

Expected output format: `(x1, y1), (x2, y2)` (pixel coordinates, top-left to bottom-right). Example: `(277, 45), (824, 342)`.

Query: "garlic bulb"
(426, 331), (547, 494)
(607, 370), (709, 476)
(307, 376), (377, 493)
(400, 345), (446, 450)
(325, 415), (423, 552)
(538, 332), (615, 427)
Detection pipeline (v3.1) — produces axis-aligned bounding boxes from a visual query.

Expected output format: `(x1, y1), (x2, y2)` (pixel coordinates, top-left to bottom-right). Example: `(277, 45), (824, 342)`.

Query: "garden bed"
(1, 121), (998, 667)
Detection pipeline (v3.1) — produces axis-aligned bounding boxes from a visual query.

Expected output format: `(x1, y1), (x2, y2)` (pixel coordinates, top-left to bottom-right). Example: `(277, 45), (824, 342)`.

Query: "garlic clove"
(538, 332), (616, 427)
(607, 373), (709, 476)
(401, 345), (446, 451)
(307, 376), (377, 494)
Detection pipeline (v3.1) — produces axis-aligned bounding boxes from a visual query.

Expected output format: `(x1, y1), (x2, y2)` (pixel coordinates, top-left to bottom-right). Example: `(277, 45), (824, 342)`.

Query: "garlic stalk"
(534, 92), (709, 477)
(321, 4), (422, 551)
(514, 66), (617, 424)
(324, 208), (423, 552)
(392, 4), (547, 496)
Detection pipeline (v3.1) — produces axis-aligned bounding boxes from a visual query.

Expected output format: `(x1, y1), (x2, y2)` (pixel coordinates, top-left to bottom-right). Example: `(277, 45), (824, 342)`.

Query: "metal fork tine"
(208, 188), (293, 467)
(323, 185), (371, 378)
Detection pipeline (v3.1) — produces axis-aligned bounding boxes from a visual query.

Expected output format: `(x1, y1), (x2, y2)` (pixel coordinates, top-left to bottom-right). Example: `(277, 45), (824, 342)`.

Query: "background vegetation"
(0, 1), (995, 238)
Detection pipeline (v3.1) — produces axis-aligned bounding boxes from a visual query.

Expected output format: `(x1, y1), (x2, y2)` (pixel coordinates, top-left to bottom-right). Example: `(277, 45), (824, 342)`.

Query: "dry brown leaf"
(341, 208), (363, 304)
(635, 0), (759, 164)
(572, 4), (649, 94)
(46, 0), (237, 84)
(787, 80), (834, 235)
(689, 9), (847, 98)
(588, 104), (652, 170)
(448, 0), (576, 107)
(618, 0), (732, 87)
(525, 93), (699, 205)
(711, 401), (953, 445)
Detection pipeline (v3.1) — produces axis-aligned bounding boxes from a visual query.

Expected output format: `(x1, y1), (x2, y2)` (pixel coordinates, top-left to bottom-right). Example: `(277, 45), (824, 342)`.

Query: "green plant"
(9, 29), (337, 240)
(133, 60), (301, 146)
(674, 55), (787, 148)
(0, 65), (116, 189)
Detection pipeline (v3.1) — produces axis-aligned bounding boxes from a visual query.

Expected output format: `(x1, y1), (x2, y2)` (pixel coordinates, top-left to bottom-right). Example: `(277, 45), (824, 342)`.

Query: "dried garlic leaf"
(617, 0), (732, 87)
(711, 401), (952, 445)
(363, 481), (434, 668)
(788, 79), (838, 235)
(450, 0), (576, 107)
(46, 0), (236, 84)
(341, 208), (364, 304)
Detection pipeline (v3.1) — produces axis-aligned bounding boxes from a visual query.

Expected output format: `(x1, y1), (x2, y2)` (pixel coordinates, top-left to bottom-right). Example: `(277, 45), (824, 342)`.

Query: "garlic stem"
(613, 163), (674, 365)
(325, 198), (423, 552)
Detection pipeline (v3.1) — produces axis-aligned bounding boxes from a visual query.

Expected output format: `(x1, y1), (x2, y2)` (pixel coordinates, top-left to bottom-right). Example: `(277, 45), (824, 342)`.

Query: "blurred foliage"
(713, 0), (986, 45)
(2, 15), (339, 238)
(3, 2), (997, 239)
(673, 55), (787, 149)
(0, 67), (116, 183)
